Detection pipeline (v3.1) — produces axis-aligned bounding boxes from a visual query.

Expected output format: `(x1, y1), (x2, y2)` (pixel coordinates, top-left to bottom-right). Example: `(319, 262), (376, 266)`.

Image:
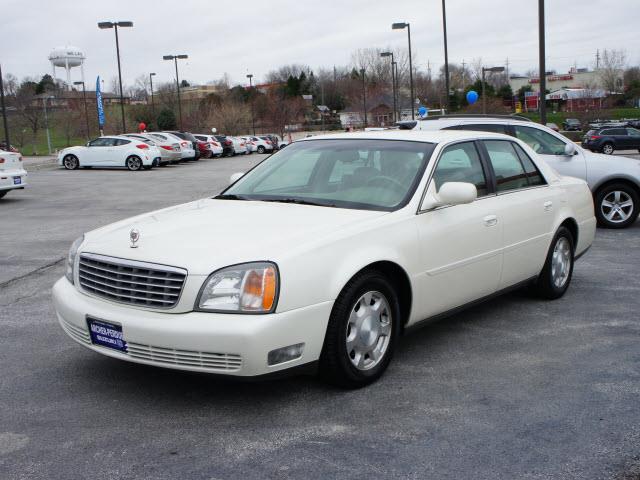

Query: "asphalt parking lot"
(1, 155), (640, 479)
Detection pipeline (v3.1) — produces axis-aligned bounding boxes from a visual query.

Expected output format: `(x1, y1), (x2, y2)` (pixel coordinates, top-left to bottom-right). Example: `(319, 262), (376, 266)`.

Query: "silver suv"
(401, 115), (640, 228)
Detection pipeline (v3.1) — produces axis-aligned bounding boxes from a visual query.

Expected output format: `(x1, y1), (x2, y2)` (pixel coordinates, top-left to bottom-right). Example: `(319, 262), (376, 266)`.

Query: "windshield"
(220, 139), (435, 211)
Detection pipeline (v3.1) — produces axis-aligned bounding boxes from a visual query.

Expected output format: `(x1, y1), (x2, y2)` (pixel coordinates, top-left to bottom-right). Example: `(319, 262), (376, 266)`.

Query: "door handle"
(544, 201), (553, 211)
(483, 214), (498, 227)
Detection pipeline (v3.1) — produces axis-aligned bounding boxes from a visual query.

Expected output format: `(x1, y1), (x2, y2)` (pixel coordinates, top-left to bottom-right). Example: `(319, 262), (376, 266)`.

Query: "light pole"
(538, 0), (546, 124)
(149, 72), (156, 121)
(394, 62), (399, 120)
(246, 73), (255, 135)
(481, 66), (505, 114)
(41, 96), (53, 155)
(441, 0), (451, 111)
(73, 81), (90, 140)
(392, 22), (415, 119)
(98, 21), (133, 133)
(360, 68), (367, 128)
(381, 52), (397, 123)
(0, 63), (10, 150)
(163, 54), (188, 130)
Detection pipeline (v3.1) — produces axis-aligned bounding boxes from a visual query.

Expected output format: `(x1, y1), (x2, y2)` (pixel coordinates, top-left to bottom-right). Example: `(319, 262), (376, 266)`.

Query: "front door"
(414, 141), (503, 321)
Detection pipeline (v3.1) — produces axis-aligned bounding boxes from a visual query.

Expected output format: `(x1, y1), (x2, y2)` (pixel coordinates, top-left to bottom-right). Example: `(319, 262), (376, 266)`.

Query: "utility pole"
(505, 58), (510, 80)
(462, 59), (466, 87)
(538, 0), (547, 124)
(360, 68), (367, 128)
(0, 64), (10, 150)
(442, 0), (450, 111)
(596, 49), (600, 70)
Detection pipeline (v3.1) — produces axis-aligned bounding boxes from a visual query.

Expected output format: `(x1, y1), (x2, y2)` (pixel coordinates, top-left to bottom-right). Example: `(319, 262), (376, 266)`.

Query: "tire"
(601, 142), (614, 155)
(594, 183), (640, 228)
(63, 154), (79, 170)
(319, 270), (400, 388)
(125, 156), (143, 171)
(534, 226), (575, 300)
(0, 191), (7, 199)
(257, 146), (266, 154)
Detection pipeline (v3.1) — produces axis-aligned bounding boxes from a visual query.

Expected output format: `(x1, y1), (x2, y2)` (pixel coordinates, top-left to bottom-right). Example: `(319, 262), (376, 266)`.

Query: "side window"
(459, 123), (509, 134)
(513, 125), (566, 155)
(432, 142), (488, 197)
(610, 128), (627, 136)
(88, 138), (109, 147)
(627, 128), (640, 137)
(484, 140), (528, 192)
(115, 139), (130, 146)
(511, 143), (547, 186)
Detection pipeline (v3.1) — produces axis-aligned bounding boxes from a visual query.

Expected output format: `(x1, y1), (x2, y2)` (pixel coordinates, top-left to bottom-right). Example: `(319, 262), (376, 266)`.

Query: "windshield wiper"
(261, 198), (337, 207)
(214, 193), (250, 200)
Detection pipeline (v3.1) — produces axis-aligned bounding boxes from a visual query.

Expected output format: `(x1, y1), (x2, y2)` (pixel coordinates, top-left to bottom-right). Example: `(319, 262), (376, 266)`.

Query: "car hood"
(81, 198), (385, 275)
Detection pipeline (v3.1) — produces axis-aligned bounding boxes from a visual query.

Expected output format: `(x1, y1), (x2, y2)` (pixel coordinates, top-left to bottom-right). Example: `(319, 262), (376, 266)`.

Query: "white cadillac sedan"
(0, 149), (27, 199)
(53, 130), (596, 387)
(58, 136), (160, 171)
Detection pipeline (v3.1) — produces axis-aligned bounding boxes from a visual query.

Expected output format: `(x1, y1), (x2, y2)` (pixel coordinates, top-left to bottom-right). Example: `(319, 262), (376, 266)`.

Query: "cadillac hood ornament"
(129, 228), (140, 248)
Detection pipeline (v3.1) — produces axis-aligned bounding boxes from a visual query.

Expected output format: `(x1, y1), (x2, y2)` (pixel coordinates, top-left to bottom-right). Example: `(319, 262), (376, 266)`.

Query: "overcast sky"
(1, 0), (638, 90)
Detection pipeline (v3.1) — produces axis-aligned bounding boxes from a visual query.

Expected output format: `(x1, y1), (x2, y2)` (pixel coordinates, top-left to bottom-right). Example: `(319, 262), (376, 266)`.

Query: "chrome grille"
(126, 342), (242, 371)
(78, 253), (186, 309)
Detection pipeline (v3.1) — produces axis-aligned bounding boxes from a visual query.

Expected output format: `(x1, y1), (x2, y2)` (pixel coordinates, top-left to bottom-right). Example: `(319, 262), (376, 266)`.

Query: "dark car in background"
(0, 141), (19, 153)
(562, 118), (582, 131)
(163, 131), (201, 160)
(214, 135), (234, 156)
(582, 127), (640, 154)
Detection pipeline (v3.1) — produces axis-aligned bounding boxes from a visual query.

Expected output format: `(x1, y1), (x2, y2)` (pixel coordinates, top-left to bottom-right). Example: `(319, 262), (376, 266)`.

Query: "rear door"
(480, 139), (560, 288)
(626, 128), (640, 149)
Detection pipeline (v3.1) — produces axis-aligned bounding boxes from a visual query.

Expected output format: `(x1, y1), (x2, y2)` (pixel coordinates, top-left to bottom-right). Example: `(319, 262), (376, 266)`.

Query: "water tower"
(49, 46), (85, 89)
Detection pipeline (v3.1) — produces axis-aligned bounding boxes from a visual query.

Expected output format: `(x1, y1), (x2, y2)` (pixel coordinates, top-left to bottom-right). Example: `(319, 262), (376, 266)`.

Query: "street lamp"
(481, 66), (505, 114)
(441, 0), (450, 111)
(163, 54), (188, 130)
(246, 73), (255, 135)
(73, 81), (90, 140)
(380, 52), (397, 123)
(40, 95), (54, 155)
(149, 72), (156, 120)
(0, 63), (10, 150)
(392, 22), (415, 120)
(98, 21), (133, 133)
(360, 68), (367, 128)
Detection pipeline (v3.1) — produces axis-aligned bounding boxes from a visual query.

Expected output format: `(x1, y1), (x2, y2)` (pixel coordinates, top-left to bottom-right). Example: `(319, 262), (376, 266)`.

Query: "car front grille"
(78, 253), (186, 309)
(126, 342), (242, 371)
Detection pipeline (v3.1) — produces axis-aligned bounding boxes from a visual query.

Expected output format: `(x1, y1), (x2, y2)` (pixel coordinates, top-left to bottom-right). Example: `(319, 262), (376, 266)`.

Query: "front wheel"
(257, 146), (266, 154)
(63, 154), (79, 170)
(319, 270), (400, 388)
(125, 156), (143, 171)
(595, 183), (639, 228)
(534, 226), (574, 299)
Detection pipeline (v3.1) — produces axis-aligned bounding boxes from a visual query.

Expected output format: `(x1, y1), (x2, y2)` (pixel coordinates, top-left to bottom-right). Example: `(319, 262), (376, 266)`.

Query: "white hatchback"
(0, 150), (27, 199)
(58, 136), (159, 171)
(53, 130), (595, 387)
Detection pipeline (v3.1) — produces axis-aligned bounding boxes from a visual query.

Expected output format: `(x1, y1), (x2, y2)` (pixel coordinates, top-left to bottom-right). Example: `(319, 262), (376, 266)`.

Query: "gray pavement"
(1, 156), (640, 479)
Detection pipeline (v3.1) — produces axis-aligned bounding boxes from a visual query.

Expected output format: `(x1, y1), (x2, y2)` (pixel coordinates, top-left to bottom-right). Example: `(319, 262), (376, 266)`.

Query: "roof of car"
(297, 129), (515, 144)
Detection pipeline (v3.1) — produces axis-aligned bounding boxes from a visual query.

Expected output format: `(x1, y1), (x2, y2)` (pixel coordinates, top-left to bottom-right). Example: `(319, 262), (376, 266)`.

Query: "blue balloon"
(418, 106), (427, 116)
(466, 90), (479, 105)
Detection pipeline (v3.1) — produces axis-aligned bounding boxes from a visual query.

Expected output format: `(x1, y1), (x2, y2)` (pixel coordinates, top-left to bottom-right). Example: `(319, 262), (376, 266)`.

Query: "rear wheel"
(594, 183), (639, 228)
(125, 156), (143, 171)
(63, 154), (79, 170)
(319, 270), (400, 388)
(602, 142), (614, 154)
(257, 146), (266, 154)
(534, 226), (574, 299)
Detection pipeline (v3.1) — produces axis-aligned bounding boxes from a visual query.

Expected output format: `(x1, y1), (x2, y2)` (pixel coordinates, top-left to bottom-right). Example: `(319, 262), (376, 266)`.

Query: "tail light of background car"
(0, 158), (4, 164)
(590, 135), (601, 140)
(181, 141), (188, 147)
(136, 144), (149, 150)
(160, 145), (174, 151)
(224, 140), (232, 146)
(265, 140), (272, 144)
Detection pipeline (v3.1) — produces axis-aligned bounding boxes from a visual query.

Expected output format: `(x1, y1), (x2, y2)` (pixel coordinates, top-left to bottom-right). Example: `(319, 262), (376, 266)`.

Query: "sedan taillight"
(181, 141), (188, 147)
(136, 144), (149, 150)
(0, 158), (4, 164)
(160, 145), (173, 150)
(590, 135), (601, 140)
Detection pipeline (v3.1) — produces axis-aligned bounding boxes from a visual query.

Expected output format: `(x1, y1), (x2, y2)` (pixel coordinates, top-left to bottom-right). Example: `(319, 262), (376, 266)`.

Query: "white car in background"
(58, 136), (159, 171)
(229, 136), (247, 155)
(249, 136), (274, 154)
(194, 135), (224, 157)
(240, 136), (257, 153)
(149, 132), (195, 162)
(122, 134), (178, 166)
(53, 130), (595, 388)
(0, 149), (27, 199)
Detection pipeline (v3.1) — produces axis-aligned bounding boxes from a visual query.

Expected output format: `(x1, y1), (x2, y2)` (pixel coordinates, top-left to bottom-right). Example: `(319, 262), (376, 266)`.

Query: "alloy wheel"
(345, 291), (392, 371)
(551, 237), (572, 289)
(601, 190), (634, 224)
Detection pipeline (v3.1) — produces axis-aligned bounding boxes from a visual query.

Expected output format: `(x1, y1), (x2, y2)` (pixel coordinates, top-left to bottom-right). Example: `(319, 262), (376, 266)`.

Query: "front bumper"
(52, 277), (333, 377)
(0, 169), (28, 191)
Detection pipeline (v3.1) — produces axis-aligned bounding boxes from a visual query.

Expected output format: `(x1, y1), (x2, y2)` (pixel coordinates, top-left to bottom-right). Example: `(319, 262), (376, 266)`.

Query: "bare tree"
(207, 100), (251, 135)
(599, 49), (626, 93)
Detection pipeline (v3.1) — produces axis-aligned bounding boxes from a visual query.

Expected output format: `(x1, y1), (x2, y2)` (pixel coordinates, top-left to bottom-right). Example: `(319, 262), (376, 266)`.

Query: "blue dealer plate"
(86, 317), (127, 353)
(13, 177), (21, 185)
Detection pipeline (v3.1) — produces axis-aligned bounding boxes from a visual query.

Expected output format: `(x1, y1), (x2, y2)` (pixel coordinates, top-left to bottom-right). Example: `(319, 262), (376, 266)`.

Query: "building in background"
(509, 67), (624, 94)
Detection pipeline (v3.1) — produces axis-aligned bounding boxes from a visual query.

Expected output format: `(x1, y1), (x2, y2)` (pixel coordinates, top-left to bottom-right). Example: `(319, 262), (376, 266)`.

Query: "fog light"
(267, 343), (305, 366)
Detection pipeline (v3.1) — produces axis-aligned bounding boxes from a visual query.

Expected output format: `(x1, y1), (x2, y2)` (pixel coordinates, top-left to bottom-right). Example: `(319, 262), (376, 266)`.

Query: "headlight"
(65, 235), (84, 284)
(196, 262), (278, 313)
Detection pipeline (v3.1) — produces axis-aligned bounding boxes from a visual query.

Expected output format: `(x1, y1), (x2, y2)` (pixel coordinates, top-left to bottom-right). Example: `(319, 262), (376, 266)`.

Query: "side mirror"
(86, 142), (91, 147)
(229, 172), (245, 184)
(421, 182), (477, 210)
(564, 143), (576, 156)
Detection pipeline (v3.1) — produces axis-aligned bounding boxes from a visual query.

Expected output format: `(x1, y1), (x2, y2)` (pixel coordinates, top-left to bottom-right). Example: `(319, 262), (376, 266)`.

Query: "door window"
(114, 139), (131, 146)
(484, 140), (529, 192)
(432, 142), (488, 197)
(626, 128), (640, 137)
(88, 138), (112, 147)
(513, 125), (566, 155)
(511, 143), (546, 186)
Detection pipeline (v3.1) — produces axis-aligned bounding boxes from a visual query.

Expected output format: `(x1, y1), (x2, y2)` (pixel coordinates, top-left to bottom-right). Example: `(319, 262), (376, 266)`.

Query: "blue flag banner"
(96, 76), (105, 128)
